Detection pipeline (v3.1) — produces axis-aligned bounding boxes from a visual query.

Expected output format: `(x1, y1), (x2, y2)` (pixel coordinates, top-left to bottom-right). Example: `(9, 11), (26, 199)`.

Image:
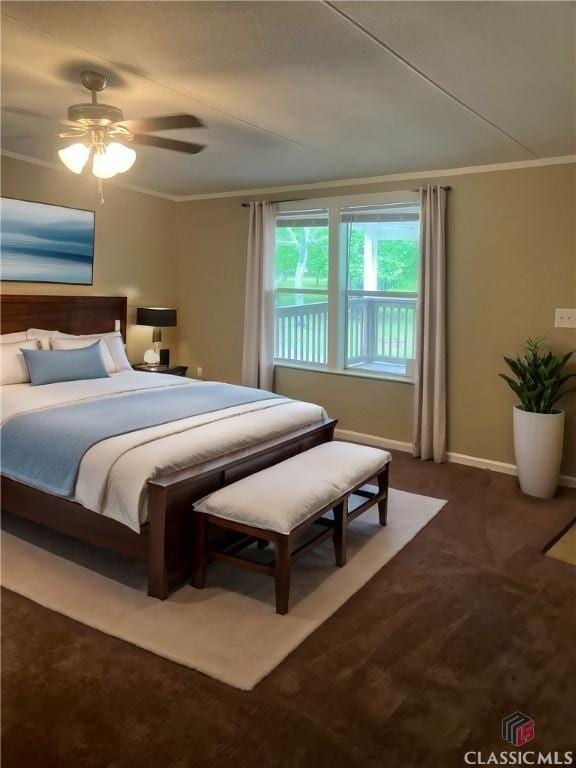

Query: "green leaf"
(500, 341), (576, 412)
(549, 387), (576, 408)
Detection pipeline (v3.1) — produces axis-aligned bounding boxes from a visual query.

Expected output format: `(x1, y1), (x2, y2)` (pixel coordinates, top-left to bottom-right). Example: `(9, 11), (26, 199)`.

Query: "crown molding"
(2, 150), (575, 204)
(174, 155), (576, 201)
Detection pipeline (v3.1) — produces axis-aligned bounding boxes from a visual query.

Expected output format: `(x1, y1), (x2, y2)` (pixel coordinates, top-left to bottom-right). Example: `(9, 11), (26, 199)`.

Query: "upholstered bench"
(191, 441), (391, 614)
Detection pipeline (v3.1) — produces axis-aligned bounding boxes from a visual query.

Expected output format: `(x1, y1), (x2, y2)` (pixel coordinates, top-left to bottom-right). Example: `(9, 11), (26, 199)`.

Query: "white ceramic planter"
(513, 406), (565, 499)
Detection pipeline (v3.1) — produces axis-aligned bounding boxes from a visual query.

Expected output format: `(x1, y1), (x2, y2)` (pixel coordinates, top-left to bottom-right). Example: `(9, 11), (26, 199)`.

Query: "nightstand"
(132, 364), (188, 377)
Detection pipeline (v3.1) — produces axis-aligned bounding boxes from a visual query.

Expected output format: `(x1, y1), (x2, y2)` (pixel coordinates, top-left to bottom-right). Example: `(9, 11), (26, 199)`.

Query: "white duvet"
(1, 372), (326, 532)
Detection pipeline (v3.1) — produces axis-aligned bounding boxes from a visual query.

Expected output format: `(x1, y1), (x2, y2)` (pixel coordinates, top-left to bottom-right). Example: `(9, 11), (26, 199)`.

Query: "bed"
(0, 295), (336, 598)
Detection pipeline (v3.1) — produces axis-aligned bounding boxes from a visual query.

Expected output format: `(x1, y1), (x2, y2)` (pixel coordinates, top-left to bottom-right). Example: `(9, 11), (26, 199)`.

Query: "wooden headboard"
(0, 295), (128, 341)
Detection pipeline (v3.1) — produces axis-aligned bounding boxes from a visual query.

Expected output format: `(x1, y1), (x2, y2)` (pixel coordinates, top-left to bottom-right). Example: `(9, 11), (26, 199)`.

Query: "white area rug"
(1, 489), (446, 690)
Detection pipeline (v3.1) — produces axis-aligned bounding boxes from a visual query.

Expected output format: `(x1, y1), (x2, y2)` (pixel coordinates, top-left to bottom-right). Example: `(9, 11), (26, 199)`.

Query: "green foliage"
(499, 338), (576, 414)
(378, 240), (418, 291)
(275, 225), (418, 292)
(275, 226), (328, 288)
(347, 229), (364, 288)
(346, 229), (418, 291)
(275, 291), (326, 307)
(306, 239), (329, 285)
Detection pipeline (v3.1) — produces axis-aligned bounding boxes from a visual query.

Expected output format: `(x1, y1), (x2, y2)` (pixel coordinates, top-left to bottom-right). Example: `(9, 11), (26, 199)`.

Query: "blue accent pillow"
(21, 342), (111, 386)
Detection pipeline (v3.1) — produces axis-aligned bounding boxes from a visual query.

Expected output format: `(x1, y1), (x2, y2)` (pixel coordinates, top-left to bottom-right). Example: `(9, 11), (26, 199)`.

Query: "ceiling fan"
(57, 70), (206, 201)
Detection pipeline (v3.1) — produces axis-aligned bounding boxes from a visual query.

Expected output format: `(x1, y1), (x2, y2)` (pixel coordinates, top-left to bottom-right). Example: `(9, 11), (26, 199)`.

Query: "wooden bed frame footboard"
(146, 417), (337, 598)
(1, 418), (337, 599)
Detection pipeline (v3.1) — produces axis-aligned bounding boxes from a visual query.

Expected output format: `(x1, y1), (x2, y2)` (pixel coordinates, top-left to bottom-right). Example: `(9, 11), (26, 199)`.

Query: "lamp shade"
(137, 307), (177, 327)
(58, 143), (90, 174)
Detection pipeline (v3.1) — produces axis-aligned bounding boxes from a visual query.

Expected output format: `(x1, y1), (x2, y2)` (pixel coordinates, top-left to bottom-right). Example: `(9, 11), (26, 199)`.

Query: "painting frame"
(0, 197), (95, 286)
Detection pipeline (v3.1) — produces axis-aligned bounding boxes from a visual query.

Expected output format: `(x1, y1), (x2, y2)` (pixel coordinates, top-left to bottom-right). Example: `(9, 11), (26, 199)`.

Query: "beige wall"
(1, 156), (178, 361)
(173, 197), (248, 383)
(174, 164), (576, 475)
(2, 156), (574, 475)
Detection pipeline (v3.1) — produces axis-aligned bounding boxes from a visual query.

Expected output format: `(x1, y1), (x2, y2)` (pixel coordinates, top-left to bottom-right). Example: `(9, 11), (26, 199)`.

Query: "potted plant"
(500, 338), (575, 499)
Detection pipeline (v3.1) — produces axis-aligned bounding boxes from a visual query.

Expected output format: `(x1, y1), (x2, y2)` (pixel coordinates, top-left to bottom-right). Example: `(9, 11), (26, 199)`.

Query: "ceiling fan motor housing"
(67, 103), (124, 127)
(80, 70), (108, 93)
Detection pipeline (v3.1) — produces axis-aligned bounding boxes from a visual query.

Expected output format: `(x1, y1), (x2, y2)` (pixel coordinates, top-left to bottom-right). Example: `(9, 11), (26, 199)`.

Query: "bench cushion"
(194, 441), (391, 534)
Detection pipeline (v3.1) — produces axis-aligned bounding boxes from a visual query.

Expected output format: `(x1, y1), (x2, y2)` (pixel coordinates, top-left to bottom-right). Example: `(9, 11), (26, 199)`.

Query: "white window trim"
(277, 190), (419, 212)
(274, 189), (420, 382)
(275, 362), (415, 385)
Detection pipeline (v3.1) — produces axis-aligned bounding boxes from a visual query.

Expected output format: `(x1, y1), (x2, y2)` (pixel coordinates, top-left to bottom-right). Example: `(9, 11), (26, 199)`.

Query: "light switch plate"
(555, 308), (576, 328)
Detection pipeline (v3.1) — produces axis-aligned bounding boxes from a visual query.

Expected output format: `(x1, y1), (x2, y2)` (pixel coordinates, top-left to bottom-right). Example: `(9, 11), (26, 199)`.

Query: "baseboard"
(335, 429), (412, 454)
(334, 428), (576, 489)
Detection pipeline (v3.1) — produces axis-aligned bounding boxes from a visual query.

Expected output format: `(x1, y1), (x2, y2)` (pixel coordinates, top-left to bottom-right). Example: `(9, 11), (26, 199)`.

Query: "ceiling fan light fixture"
(58, 142), (90, 174)
(55, 71), (204, 202)
(92, 145), (119, 179)
(106, 142), (136, 173)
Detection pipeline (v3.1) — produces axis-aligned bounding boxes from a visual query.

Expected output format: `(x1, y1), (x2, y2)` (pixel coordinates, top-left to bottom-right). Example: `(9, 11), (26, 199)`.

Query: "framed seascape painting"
(0, 198), (95, 285)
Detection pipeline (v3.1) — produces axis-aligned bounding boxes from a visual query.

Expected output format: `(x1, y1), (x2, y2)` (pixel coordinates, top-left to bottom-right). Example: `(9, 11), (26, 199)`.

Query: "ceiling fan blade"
(117, 115), (203, 133)
(131, 134), (205, 154)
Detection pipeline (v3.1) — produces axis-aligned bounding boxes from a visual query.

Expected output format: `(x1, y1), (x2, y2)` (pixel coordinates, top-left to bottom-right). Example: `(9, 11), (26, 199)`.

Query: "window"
(274, 208), (329, 365)
(273, 192), (420, 380)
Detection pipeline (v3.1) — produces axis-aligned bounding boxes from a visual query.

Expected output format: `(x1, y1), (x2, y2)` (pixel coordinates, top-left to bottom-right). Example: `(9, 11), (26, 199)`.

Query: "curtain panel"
(413, 185), (447, 463)
(241, 201), (277, 390)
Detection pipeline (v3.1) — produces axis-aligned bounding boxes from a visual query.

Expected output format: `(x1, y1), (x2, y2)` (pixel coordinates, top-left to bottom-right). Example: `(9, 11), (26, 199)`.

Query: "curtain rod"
(241, 186), (452, 207)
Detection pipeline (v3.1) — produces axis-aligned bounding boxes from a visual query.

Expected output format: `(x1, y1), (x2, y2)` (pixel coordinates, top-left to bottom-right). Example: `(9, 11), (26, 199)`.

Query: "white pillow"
(101, 332), (131, 372)
(1, 332), (27, 344)
(1, 339), (40, 384)
(27, 328), (60, 350)
(28, 329), (131, 370)
(50, 337), (117, 373)
(51, 331), (131, 372)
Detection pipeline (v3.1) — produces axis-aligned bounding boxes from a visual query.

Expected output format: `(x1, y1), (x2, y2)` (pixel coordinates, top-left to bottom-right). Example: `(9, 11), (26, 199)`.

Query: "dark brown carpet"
(2, 452), (576, 768)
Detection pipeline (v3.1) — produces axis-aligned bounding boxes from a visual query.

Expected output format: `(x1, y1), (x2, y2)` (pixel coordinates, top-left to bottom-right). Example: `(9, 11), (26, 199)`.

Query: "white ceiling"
(2, 1), (574, 197)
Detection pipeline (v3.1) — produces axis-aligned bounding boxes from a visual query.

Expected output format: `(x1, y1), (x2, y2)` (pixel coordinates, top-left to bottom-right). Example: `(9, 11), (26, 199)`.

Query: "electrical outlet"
(555, 309), (576, 328)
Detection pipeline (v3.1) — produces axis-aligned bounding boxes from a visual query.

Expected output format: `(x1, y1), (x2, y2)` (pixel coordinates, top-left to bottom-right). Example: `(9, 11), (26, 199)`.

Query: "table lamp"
(136, 307), (177, 366)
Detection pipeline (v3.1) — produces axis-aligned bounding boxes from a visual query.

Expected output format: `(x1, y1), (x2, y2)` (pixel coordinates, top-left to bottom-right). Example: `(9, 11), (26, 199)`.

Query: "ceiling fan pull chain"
(97, 178), (105, 205)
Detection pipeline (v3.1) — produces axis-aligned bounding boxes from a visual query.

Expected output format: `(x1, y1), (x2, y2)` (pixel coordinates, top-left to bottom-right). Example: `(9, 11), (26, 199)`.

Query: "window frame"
(274, 190), (420, 383)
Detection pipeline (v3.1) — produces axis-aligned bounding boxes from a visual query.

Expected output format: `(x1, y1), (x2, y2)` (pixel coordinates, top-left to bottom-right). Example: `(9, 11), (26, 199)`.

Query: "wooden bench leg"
(274, 536), (291, 615)
(191, 511), (207, 589)
(377, 465), (389, 526)
(332, 500), (347, 567)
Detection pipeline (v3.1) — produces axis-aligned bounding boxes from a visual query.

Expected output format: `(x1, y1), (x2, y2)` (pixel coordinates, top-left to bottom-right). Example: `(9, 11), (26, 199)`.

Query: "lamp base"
(143, 348), (160, 365)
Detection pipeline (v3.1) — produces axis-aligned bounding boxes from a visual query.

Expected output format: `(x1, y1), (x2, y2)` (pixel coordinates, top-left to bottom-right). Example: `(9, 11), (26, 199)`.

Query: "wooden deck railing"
(274, 301), (329, 364)
(274, 295), (417, 367)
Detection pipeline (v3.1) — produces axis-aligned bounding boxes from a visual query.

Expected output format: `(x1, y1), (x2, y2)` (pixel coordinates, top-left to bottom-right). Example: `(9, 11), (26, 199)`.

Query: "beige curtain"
(413, 185), (447, 463)
(241, 201), (277, 390)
